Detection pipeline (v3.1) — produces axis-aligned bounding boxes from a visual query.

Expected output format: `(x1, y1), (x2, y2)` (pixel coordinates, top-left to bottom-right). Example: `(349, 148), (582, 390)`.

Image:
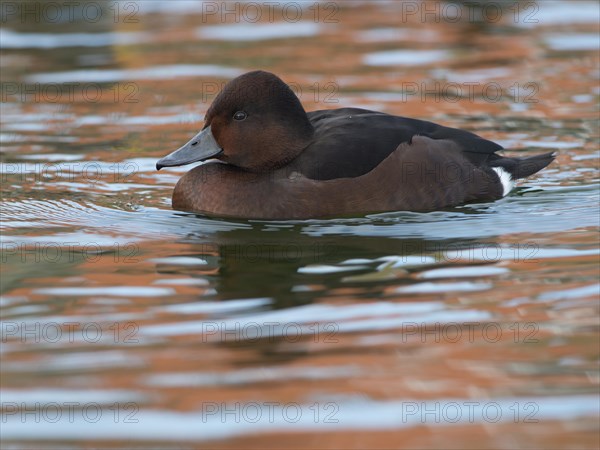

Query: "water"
(1, 1), (599, 448)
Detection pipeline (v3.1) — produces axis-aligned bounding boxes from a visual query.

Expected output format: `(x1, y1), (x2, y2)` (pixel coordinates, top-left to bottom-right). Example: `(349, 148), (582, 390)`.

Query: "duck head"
(156, 70), (314, 172)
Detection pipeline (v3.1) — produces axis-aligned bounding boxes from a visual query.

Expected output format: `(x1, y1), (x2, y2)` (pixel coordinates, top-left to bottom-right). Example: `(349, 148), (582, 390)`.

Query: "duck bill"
(156, 126), (222, 170)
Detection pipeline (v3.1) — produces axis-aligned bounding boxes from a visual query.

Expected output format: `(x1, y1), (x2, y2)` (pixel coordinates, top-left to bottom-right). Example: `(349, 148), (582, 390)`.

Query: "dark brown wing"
(293, 108), (503, 181)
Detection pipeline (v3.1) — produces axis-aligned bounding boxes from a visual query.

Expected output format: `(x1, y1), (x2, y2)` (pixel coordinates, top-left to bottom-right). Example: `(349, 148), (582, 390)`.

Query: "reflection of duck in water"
(158, 71), (554, 219)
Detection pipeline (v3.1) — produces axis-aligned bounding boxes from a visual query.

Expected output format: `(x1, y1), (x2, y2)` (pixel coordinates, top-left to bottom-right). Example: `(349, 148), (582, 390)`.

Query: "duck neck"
(253, 119), (314, 172)
(282, 119), (314, 165)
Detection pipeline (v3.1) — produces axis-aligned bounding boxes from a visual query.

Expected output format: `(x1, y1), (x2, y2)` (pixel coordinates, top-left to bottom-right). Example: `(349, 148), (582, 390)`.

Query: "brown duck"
(157, 70), (554, 219)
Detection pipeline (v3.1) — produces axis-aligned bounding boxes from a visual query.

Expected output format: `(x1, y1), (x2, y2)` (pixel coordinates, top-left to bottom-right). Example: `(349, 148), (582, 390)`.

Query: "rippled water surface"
(1, 1), (599, 448)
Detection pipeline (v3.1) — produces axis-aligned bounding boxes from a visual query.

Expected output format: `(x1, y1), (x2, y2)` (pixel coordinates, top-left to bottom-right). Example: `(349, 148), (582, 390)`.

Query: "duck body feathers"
(159, 71), (555, 219)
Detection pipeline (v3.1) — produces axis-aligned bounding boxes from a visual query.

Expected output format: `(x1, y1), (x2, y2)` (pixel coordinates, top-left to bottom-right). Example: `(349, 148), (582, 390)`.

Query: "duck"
(156, 70), (554, 220)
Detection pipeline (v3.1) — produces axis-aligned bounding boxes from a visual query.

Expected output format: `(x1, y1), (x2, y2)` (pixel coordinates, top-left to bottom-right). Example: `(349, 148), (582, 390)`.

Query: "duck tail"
(491, 152), (556, 180)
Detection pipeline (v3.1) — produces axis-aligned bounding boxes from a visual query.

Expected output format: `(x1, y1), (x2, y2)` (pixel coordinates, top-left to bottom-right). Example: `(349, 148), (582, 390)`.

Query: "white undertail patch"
(492, 167), (515, 197)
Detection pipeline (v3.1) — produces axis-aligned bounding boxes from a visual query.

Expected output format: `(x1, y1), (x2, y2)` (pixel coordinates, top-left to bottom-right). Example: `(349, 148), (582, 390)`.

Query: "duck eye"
(233, 111), (247, 121)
